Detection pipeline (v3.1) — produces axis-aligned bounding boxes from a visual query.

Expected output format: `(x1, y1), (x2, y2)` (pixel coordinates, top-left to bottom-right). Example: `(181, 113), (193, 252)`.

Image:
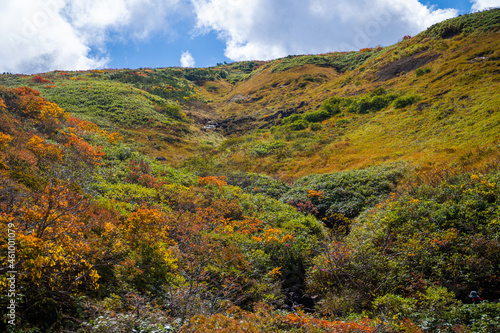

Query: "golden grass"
(191, 31), (500, 180)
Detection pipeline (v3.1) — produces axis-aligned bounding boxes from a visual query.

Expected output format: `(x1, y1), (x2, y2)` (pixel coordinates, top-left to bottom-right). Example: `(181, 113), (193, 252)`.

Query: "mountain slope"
(1, 9), (499, 179)
(191, 9), (500, 179)
(1, 8), (500, 333)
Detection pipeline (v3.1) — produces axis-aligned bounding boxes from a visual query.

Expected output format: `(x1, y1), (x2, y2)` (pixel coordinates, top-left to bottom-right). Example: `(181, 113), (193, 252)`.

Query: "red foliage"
(31, 75), (52, 84)
(287, 199), (319, 217)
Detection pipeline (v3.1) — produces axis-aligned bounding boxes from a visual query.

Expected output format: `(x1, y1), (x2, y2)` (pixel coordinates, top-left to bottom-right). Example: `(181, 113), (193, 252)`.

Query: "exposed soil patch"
(375, 52), (441, 82)
(183, 100), (221, 125)
(218, 115), (257, 134)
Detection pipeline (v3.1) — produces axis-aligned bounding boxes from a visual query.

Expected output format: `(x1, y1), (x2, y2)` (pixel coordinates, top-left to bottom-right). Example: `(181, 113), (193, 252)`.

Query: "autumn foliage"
(2, 12), (500, 330)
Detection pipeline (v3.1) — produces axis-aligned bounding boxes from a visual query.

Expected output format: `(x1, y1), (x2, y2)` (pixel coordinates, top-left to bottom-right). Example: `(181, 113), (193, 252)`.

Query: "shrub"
(251, 140), (287, 157)
(281, 114), (303, 125)
(159, 103), (183, 119)
(310, 122), (323, 131)
(347, 94), (398, 114)
(281, 164), (404, 221)
(225, 171), (291, 199)
(415, 67), (431, 77)
(271, 51), (376, 73)
(424, 8), (500, 39)
(288, 119), (309, 131)
(393, 95), (421, 109)
(304, 109), (330, 123)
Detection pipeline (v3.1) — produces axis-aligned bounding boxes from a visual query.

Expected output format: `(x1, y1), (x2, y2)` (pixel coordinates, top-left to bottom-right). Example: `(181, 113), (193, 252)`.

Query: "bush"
(347, 94), (398, 114)
(393, 95), (420, 109)
(304, 109), (330, 123)
(288, 119), (309, 131)
(281, 114), (303, 125)
(225, 171), (291, 199)
(251, 140), (287, 157)
(340, 171), (500, 313)
(424, 8), (500, 39)
(271, 51), (377, 73)
(281, 164), (404, 221)
(415, 67), (431, 77)
(309, 123), (323, 131)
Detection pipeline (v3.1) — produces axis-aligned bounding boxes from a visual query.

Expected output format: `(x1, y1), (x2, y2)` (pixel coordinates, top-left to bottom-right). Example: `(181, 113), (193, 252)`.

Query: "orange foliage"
(308, 190), (325, 198)
(8, 87), (67, 127)
(66, 116), (123, 143)
(124, 207), (172, 246)
(14, 87), (45, 117)
(283, 311), (377, 332)
(198, 176), (228, 187)
(65, 133), (105, 165)
(6, 182), (101, 291)
(0, 97), (6, 110)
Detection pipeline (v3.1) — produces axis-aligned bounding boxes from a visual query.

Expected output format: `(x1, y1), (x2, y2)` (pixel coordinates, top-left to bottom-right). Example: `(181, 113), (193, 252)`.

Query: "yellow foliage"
(26, 135), (64, 161)
(39, 101), (68, 123)
(0, 97), (6, 110)
(262, 227), (283, 243)
(280, 234), (294, 244)
(107, 131), (123, 144)
(3, 183), (103, 292)
(267, 266), (282, 277)
(0, 132), (12, 149)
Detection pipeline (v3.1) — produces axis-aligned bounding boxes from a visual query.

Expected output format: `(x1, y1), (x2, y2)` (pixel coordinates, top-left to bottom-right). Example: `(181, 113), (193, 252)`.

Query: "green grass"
(423, 8), (500, 38)
(270, 51), (380, 73)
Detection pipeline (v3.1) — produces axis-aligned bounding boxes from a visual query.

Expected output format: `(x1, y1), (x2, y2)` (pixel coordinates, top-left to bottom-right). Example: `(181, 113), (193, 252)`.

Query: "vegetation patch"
(424, 8), (500, 39)
(271, 51), (379, 73)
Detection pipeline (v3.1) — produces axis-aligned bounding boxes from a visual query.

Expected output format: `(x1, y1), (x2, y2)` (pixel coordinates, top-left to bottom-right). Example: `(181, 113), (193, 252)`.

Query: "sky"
(0, 0), (499, 74)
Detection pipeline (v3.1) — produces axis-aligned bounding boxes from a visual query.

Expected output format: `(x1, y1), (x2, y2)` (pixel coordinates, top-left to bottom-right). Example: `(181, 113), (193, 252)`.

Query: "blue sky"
(1, 0), (499, 74)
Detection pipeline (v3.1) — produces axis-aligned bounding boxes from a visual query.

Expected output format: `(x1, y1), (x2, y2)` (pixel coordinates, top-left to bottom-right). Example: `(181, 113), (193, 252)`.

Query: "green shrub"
(226, 172), (291, 199)
(281, 164), (404, 220)
(347, 94), (398, 114)
(415, 67), (431, 77)
(323, 102), (341, 115)
(342, 171), (500, 312)
(309, 123), (323, 131)
(424, 8), (500, 39)
(251, 140), (287, 157)
(373, 293), (417, 319)
(304, 110), (330, 123)
(159, 103), (183, 119)
(270, 51), (377, 73)
(393, 95), (421, 109)
(289, 119), (309, 131)
(281, 114), (303, 125)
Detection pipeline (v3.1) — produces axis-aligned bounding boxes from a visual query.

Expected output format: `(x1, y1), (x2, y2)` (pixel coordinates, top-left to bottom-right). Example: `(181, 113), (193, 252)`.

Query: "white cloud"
(471, 0), (500, 11)
(192, 0), (458, 61)
(180, 51), (195, 67)
(0, 0), (181, 74)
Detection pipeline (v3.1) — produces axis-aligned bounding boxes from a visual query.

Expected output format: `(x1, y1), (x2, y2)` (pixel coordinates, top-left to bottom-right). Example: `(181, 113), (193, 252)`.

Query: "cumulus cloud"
(471, 0), (500, 11)
(0, 0), (181, 74)
(192, 0), (458, 61)
(180, 51), (195, 67)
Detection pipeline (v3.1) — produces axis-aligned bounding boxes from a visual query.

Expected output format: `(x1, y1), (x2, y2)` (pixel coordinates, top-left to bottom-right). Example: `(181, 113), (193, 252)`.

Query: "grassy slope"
(0, 69), (223, 165)
(1, 9), (499, 179)
(194, 10), (500, 179)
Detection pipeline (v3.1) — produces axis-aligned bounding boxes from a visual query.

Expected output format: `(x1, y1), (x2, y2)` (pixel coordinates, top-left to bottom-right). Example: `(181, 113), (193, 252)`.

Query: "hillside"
(0, 8), (500, 333)
(191, 9), (500, 179)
